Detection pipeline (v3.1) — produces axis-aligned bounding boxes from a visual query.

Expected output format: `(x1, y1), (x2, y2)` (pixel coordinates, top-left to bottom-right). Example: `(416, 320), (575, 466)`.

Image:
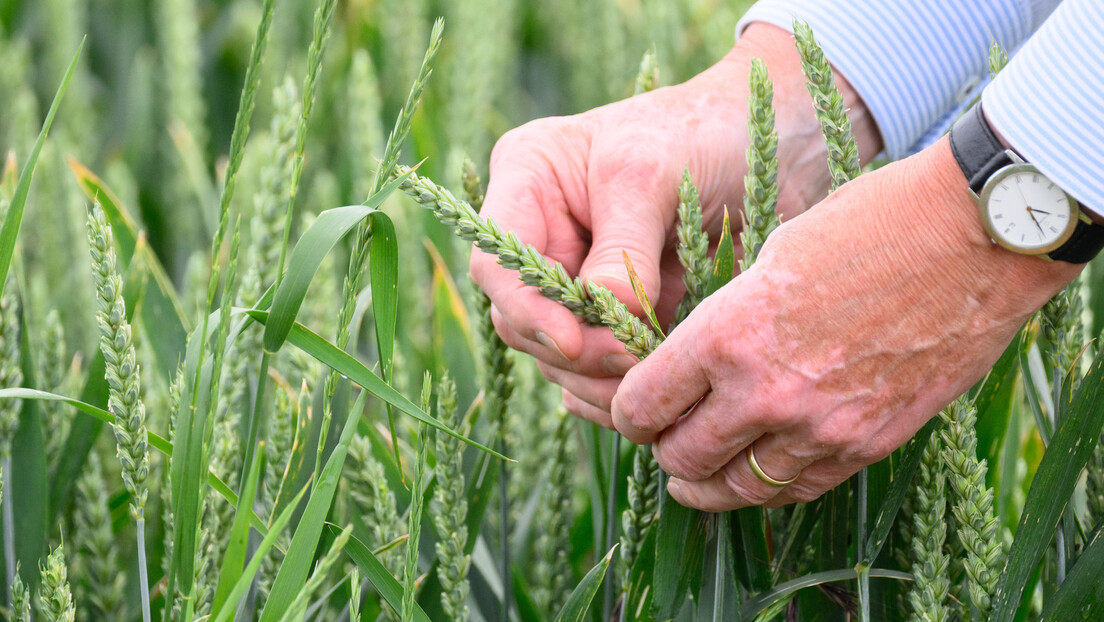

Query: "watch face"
(979, 164), (1079, 254)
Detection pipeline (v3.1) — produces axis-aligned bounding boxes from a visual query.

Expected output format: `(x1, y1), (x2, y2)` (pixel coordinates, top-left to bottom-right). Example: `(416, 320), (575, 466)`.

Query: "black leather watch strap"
(950, 104), (1104, 264)
(1048, 219), (1104, 264)
(949, 104), (1013, 194)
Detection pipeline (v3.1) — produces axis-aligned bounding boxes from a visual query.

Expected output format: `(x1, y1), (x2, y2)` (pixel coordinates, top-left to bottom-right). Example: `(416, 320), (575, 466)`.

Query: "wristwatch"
(949, 104), (1104, 263)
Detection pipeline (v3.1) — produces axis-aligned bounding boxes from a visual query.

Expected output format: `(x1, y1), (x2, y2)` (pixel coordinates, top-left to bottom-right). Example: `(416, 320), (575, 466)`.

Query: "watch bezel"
(976, 162), (1080, 256)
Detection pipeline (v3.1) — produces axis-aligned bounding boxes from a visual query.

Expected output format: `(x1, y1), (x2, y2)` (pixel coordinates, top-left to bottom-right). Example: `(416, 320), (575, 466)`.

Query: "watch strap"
(949, 104), (1013, 194)
(1048, 219), (1104, 264)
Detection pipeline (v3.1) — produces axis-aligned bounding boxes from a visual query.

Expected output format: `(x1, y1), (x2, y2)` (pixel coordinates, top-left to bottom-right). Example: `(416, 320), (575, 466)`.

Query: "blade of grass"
(1040, 523), (1104, 621)
(212, 483), (309, 622)
(0, 39), (82, 298)
(555, 545), (618, 622)
(329, 524), (433, 622)
(988, 352), (1104, 620)
(651, 489), (708, 619)
(258, 390), (365, 622)
(741, 568), (912, 619)
(704, 208), (735, 297)
(368, 212), (401, 474)
(262, 172), (412, 354)
(211, 441), (267, 616)
(248, 310), (506, 459)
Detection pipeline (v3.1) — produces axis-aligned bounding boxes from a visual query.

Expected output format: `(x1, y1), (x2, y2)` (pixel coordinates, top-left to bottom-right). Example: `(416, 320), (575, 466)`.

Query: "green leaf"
(1041, 523), (1104, 620)
(973, 337), (1022, 477)
(212, 484), (309, 622)
(860, 417), (939, 567)
(705, 208), (735, 297)
(248, 310), (506, 459)
(259, 390), (366, 622)
(330, 524), (432, 622)
(9, 315), (46, 595)
(554, 545), (618, 622)
(263, 171), (412, 354)
(368, 212), (401, 468)
(652, 487), (709, 619)
(211, 439), (267, 616)
(988, 352), (1104, 620)
(0, 39), (82, 298)
(0, 387), (273, 539)
(740, 568), (912, 619)
(732, 507), (773, 592)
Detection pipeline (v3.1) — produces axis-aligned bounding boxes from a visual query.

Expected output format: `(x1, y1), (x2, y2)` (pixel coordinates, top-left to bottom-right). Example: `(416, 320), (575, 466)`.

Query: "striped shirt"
(737, 0), (1103, 217)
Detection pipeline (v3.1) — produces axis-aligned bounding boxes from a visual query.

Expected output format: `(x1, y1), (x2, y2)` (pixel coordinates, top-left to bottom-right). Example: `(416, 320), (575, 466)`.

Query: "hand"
(471, 24), (881, 427)
(610, 136), (1084, 511)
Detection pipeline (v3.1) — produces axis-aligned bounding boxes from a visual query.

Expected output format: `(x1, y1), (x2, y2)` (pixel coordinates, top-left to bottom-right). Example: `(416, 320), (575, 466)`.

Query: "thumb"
(579, 159), (677, 316)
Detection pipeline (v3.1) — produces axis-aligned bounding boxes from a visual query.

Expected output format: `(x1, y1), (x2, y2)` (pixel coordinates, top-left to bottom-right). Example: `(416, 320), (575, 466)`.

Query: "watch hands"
(1026, 206), (1046, 235)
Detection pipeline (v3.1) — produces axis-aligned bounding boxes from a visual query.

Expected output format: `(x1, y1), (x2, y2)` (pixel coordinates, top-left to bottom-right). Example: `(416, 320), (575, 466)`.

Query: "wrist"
(898, 137), (1083, 316)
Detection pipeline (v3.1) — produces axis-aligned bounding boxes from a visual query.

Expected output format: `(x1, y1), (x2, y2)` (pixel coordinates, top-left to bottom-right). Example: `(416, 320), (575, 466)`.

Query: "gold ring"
(747, 444), (798, 487)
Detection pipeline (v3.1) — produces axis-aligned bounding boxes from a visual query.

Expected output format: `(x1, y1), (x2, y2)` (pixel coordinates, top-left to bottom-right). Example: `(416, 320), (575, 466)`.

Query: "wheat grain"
(673, 170), (709, 324)
(907, 431), (951, 622)
(740, 58), (780, 271)
(793, 21), (861, 190)
(433, 375), (471, 621)
(534, 407), (575, 615)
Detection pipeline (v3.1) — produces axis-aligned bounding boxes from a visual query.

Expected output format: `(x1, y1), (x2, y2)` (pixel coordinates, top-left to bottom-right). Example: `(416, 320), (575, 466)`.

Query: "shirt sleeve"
(983, 0), (1104, 216)
(736, 0), (1061, 159)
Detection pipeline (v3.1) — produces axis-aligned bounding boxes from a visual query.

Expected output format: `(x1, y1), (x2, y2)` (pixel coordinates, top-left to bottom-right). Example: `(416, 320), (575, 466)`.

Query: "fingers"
(562, 390), (614, 429)
(650, 388), (763, 481)
(537, 362), (621, 412)
(578, 150), (678, 317)
(492, 305), (638, 378)
(473, 123), (591, 367)
(610, 322), (711, 445)
(666, 434), (817, 511)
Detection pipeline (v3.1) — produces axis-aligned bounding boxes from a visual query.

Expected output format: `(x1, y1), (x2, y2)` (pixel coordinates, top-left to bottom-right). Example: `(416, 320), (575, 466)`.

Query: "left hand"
(610, 136), (1083, 511)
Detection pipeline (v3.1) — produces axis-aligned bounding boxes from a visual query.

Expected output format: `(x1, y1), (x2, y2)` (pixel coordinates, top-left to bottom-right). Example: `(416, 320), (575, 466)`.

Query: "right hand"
(470, 23), (882, 427)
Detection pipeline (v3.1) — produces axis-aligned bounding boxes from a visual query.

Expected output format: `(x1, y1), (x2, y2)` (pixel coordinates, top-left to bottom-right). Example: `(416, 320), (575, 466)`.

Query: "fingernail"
(602, 353), (638, 375)
(667, 479), (681, 496)
(536, 331), (571, 362)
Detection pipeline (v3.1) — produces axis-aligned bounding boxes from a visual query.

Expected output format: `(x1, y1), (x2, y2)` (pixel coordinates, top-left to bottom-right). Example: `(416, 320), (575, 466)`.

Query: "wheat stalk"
(401, 375), (433, 622)
(793, 21), (861, 190)
(673, 170), (710, 324)
(278, 525), (353, 622)
(433, 375), (471, 621)
(534, 407), (575, 615)
(39, 543), (76, 622)
(10, 566), (30, 622)
(73, 451), (128, 620)
(907, 431), (951, 621)
(740, 58), (780, 271)
(394, 166), (660, 358)
(940, 397), (1004, 618)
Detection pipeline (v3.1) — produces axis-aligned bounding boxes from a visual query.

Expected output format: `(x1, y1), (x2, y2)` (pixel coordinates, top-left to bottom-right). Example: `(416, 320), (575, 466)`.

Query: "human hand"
(471, 24), (880, 427)
(610, 136), (1084, 511)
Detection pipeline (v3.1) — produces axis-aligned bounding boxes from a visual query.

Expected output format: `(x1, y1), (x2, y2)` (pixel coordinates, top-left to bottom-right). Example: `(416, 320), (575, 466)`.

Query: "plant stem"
(603, 433), (620, 620)
(137, 516), (151, 622)
(712, 513), (727, 622)
(856, 468), (869, 622)
(499, 433), (511, 622)
(2, 454), (12, 608)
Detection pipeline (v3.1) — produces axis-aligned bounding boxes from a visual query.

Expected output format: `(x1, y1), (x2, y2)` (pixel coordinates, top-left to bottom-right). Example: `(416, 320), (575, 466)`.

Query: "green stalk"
(137, 518), (150, 622)
(402, 376), (433, 622)
(321, 18), (443, 477)
(2, 455), (12, 608)
(793, 21), (862, 190)
(0, 283), (19, 609)
(394, 167), (660, 357)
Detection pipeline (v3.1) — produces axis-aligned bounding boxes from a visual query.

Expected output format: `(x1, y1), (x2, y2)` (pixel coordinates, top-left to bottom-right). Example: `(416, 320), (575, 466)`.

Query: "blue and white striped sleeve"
(984, 0), (1104, 216)
(735, 0), (1060, 159)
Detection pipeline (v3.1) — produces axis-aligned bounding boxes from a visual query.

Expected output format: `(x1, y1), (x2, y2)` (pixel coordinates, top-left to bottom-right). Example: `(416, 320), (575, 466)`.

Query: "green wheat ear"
(740, 58), (781, 271)
(793, 20), (862, 189)
(87, 203), (149, 519)
(11, 563), (31, 622)
(0, 284), (21, 460)
(433, 375), (471, 621)
(939, 397), (1004, 618)
(395, 166), (660, 358)
(907, 430), (951, 622)
(39, 543), (76, 622)
(673, 169), (710, 324)
(988, 42), (1009, 78)
(534, 407), (576, 616)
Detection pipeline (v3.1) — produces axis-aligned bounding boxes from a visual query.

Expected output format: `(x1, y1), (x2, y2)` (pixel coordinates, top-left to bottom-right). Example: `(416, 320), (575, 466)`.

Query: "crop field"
(0, 0), (1103, 620)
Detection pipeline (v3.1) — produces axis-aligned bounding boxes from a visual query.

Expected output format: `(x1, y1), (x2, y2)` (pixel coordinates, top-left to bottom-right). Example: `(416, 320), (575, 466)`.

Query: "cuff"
(737, 0), (1030, 159)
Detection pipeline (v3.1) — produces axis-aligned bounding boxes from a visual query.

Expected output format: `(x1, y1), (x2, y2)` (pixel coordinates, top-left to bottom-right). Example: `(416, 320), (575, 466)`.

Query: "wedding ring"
(746, 444), (798, 487)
